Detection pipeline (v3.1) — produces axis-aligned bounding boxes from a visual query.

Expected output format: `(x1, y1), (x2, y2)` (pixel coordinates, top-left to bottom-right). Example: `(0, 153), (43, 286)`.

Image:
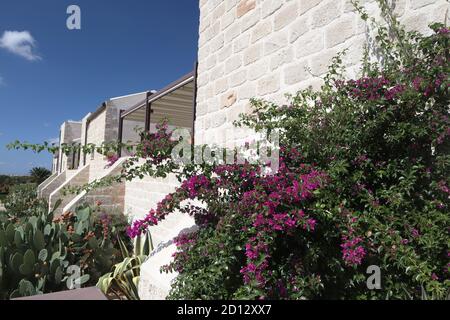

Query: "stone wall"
(84, 94), (146, 182)
(124, 171), (179, 220)
(58, 121), (82, 173)
(195, 0), (450, 147)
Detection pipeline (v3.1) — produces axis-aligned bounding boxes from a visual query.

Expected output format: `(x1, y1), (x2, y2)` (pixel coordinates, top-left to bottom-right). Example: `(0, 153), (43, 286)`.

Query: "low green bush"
(4, 184), (40, 217)
(0, 200), (132, 299)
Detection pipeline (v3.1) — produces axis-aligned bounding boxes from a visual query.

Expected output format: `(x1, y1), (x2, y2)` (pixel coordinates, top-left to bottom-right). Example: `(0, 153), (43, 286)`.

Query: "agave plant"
(96, 231), (153, 300)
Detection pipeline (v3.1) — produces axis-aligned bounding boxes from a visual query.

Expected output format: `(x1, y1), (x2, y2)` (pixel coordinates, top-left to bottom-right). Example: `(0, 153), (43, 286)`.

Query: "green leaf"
(5, 223), (15, 244)
(33, 230), (45, 251)
(54, 266), (63, 285)
(38, 249), (48, 262)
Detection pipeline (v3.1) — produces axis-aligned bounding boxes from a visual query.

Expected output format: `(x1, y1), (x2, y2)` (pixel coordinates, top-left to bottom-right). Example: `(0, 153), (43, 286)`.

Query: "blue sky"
(0, 0), (199, 175)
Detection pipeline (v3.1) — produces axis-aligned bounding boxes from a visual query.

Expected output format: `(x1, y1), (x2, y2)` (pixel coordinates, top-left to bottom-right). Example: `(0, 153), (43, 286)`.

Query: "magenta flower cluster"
(106, 153), (119, 168)
(127, 146), (328, 291)
(341, 236), (366, 266)
(181, 174), (211, 198)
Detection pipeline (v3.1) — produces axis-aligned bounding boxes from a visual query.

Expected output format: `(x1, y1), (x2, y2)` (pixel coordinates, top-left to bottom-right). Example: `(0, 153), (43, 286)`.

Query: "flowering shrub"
(128, 4), (449, 300)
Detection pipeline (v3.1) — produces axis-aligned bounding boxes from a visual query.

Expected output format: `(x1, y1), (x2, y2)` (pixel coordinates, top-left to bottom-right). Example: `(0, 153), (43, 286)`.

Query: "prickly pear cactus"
(0, 200), (126, 300)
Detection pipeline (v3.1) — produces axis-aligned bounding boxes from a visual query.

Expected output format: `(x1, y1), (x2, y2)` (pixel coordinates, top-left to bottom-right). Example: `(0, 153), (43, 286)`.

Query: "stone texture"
(221, 91), (237, 108)
(309, 49), (338, 75)
(225, 54), (243, 73)
(210, 34), (224, 51)
(410, 0), (437, 10)
(284, 61), (310, 85)
(264, 32), (289, 55)
(274, 2), (299, 31)
(229, 69), (247, 87)
(238, 82), (257, 99)
(234, 33), (251, 53)
(251, 20), (272, 43)
(248, 58), (269, 80)
(296, 31), (324, 58)
(237, 0), (256, 18)
(225, 22), (241, 43)
(270, 47), (294, 71)
(222, 10), (236, 30)
(325, 16), (355, 48)
(262, 0), (283, 18)
(289, 16), (309, 43)
(299, 0), (322, 14)
(257, 73), (280, 96)
(195, 0), (450, 148)
(311, 1), (340, 29)
(240, 8), (261, 32)
(243, 42), (263, 65)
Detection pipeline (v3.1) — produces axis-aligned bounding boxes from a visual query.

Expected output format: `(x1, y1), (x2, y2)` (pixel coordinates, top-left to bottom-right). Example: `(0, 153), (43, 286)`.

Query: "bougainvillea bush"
(127, 4), (449, 300)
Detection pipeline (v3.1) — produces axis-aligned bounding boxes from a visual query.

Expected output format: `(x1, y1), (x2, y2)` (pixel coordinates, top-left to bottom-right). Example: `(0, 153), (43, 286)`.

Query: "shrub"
(29, 167), (52, 185)
(97, 231), (153, 300)
(128, 3), (449, 300)
(4, 184), (41, 217)
(0, 175), (33, 195)
(0, 200), (131, 299)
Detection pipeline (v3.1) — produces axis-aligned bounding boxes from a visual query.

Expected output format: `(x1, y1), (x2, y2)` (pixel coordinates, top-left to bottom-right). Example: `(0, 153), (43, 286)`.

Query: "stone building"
(38, 0), (449, 299)
(194, 0), (449, 148)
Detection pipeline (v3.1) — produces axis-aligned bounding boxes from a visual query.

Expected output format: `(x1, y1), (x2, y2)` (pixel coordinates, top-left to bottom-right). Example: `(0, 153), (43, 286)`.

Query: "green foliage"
(232, 11), (450, 298)
(29, 167), (52, 185)
(4, 184), (41, 218)
(0, 175), (33, 194)
(97, 231), (153, 300)
(0, 198), (131, 299)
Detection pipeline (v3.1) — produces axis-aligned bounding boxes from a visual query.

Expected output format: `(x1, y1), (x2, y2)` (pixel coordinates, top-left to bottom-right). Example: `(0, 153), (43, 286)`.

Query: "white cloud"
(47, 137), (59, 145)
(0, 30), (41, 61)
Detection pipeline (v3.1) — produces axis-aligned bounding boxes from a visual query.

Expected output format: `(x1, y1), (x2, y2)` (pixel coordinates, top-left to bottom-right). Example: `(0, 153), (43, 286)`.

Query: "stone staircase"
(49, 165), (90, 215)
(37, 172), (58, 197)
(62, 158), (127, 214)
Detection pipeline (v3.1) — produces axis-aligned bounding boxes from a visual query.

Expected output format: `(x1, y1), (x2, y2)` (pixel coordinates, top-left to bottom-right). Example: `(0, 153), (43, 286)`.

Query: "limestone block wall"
(195, 0), (450, 148)
(125, 167), (198, 300)
(108, 93), (147, 141)
(84, 94), (147, 182)
(52, 157), (58, 174)
(85, 110), (108, 182)
(124, 172), (180, 221)
(58, 121), (82, 173)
